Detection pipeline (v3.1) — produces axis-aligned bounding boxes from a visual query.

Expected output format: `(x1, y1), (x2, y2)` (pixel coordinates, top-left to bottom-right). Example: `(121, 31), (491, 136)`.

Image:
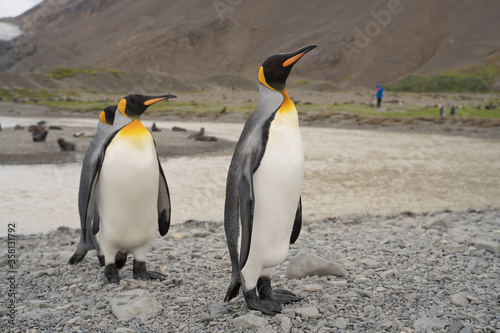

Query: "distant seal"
(57, 137), (75, 151)
(188, 127), (205, 139)
(29, 124), (46, 135)
(195, 136), (217, 142)
(33, 130), (48, 142)
(152, 122), (161, 132)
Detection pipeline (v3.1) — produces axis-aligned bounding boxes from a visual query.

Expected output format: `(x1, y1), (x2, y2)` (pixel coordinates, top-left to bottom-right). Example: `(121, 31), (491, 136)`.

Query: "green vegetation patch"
(327, 103), (500, 119)
(0, 89), (14, 100)
(388, 60), (500, 93)
(49, 67), (124, 80)
(13, 89), (55, 99)
(29, 99), (110, 112)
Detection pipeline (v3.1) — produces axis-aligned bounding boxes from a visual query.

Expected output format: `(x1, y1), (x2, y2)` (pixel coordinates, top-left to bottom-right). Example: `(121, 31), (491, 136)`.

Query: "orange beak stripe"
(283, 52), (305, 67)
(144, 97), (166, 106)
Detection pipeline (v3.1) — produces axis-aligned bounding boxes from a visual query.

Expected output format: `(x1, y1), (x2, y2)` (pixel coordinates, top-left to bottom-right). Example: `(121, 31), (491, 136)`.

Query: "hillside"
(1, 0), (500, 88)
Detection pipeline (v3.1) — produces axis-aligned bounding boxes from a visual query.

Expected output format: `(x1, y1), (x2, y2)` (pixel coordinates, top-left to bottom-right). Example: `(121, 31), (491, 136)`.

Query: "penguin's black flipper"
(83, 130), (121, 242)
(91, 194), (100, 235)
(238, 154), (255, 270)
(84, 164), (101, 243)
(290, 196), (302, 244)
(156, 156), (171, 236)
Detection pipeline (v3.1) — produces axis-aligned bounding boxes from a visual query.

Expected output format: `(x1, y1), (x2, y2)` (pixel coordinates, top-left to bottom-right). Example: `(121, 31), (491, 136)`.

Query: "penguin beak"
(283, 44), (317, 67)
(144, 95), (177, 106)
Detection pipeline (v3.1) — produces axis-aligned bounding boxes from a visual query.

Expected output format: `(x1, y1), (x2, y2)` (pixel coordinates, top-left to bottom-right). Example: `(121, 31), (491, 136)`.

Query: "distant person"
(439, 105), (445, 117)
(375, 84), (384, 107)
(450, 105), (456, 116)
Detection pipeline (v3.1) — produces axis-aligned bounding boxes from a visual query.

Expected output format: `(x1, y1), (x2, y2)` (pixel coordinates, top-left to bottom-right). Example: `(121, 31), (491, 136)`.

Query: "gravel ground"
(1, 208), (499, 332)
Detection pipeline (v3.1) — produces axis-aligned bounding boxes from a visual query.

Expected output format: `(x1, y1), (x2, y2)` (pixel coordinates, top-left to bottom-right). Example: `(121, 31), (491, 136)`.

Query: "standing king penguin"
(81, 94), (175, 283)
(224, 45), (317, 315)
(69, 105), (117, 267)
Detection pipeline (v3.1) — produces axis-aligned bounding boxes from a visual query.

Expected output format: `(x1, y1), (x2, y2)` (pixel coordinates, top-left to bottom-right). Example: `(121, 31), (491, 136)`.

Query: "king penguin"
(69, 105), (117, 267)
(224, 45), (317, 315)
(81, 94), (175, 283)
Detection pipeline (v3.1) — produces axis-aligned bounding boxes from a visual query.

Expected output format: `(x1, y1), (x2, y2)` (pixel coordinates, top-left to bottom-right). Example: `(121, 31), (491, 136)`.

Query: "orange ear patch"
(259, 66), (276, 91)
(99, 111), (108, 124)
(118, 99), (128, 117)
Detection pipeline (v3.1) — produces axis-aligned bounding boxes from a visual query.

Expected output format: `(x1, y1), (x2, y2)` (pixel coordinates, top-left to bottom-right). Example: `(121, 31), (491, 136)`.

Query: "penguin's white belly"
(97, 134), (159, 251)
(245, 120), (304, 269)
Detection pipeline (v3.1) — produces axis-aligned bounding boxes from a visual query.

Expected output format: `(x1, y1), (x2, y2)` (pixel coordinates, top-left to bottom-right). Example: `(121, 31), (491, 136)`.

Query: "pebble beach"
(1, 208), (499, 332)
(1, 98), (500, 331)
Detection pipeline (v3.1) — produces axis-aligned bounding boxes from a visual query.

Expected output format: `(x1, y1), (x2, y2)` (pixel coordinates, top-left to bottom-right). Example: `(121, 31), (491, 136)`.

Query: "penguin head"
(117, 94), (176, 119)
(259, 44), (317, 92)
(99, 105), (117, 125)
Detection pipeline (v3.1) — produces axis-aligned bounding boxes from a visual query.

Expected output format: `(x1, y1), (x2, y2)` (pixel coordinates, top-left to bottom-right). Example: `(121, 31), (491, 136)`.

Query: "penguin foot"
(68, 251), (87, 265)
(135, 270), (166, 281)
(257, 277), (302, 304)
(269, 289), (303, 304)
(97, 255), (105, 267)
(132, 260), (165, 281)
(104, 264), (121, 284)
(115, 251), (127, 269)
(243, 289), (281, 315)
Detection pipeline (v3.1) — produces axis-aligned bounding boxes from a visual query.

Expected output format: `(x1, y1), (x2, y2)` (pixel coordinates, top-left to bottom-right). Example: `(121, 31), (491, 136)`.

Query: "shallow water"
(1, 118), (500, 237)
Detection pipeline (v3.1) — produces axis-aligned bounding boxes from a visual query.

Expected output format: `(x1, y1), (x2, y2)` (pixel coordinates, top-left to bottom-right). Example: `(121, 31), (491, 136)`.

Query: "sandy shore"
(1, 97), (499, 165)
(1, 99), (500, 236)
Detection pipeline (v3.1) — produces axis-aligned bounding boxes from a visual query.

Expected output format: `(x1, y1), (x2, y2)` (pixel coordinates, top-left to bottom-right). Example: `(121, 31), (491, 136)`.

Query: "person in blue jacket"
(375, 84), (384, 107)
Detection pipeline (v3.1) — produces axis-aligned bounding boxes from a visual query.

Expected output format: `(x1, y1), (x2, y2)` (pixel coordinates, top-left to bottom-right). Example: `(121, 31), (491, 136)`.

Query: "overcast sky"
(0, 0), (44, 18)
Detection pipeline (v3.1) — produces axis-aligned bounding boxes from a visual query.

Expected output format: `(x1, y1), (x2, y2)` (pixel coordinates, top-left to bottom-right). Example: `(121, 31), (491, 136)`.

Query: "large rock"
(293, 307), (321, 319)
(425, 214), (454, 229)
(413, 316), (447, 331)
(285, 251), (348, 279)
(450, 292), (469, 307)
(17, 309), (64, 319)
(332, 317), (348, 329)
(474, 240), (500, 255)
(232, 314), (269, 329)
(109, 289), (163, 322)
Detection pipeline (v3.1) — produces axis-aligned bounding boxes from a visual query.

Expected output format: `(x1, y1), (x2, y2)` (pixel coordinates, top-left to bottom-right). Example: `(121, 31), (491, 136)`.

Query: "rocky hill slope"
(1, 0), (500, 88)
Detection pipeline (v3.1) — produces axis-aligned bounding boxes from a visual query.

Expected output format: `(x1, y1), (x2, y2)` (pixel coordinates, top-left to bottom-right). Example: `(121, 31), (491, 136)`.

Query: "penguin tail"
(224, 278), (241, 302)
